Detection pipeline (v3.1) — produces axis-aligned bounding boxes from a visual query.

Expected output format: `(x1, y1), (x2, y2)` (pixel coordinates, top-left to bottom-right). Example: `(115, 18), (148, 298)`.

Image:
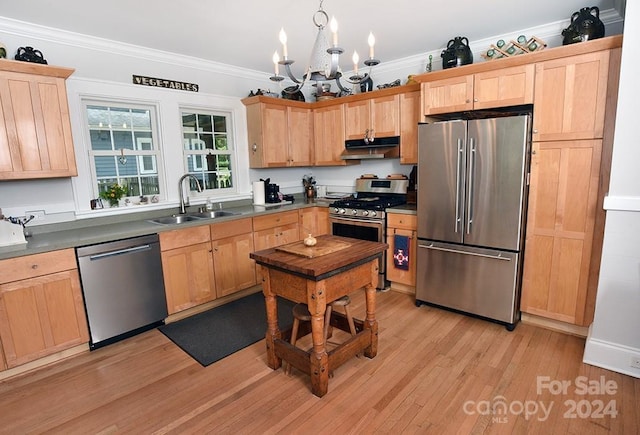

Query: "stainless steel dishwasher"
(76, 234), (168, 349)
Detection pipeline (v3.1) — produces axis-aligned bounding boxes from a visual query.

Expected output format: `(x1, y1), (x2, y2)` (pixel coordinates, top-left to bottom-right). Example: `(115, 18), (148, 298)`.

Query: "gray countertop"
(0, 198), (324, 260)
(387, 204), (417, 215)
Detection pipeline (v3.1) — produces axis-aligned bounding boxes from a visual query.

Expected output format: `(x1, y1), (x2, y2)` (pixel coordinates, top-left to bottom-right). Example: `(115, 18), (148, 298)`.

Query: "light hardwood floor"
(0, 290), (638, 434)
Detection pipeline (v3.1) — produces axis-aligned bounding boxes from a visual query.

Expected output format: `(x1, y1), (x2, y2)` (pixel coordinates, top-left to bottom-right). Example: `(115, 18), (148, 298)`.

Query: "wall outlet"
(630, 356), (640, 369)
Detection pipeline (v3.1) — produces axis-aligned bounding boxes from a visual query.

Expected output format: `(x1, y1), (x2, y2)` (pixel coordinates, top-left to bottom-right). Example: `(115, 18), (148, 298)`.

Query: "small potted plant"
(99, 183), (127, 207)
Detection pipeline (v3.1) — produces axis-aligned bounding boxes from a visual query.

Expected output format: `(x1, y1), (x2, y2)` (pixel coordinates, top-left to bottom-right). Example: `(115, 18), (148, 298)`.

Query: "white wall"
(584, 1), (640, 378)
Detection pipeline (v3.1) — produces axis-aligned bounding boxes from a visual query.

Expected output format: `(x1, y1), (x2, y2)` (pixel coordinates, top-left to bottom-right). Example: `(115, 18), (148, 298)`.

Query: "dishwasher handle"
(88, 244), (152, 261)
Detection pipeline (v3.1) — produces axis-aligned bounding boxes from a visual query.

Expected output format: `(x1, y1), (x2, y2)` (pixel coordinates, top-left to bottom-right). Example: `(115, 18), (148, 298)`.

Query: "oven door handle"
(330, 216), (383, 225)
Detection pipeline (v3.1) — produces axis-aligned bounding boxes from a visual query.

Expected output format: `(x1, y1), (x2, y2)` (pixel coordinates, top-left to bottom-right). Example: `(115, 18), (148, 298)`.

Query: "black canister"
(441, 37), (473, 69)
(562, 6), (605, 45)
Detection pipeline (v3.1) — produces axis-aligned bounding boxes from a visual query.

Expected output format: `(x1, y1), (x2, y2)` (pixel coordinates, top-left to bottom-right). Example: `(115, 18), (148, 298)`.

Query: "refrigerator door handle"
(455, 138), (463, 233)
(466, 137), (476, 235)
(418, 243), (512, 261)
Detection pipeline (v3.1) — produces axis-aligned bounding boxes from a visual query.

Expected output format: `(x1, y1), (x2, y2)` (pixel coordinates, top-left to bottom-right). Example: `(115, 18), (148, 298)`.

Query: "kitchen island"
(250, 235), (387, 397)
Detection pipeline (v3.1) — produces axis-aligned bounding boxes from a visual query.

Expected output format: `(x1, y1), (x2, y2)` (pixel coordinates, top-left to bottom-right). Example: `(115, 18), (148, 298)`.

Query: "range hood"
(341, 136), (400, 160)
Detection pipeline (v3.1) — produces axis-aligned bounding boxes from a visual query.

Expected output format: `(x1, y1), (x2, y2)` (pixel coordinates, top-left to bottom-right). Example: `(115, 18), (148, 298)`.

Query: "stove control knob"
(370, 211), (377, 217)
(362, 210), (369, 216)
(339, 208), (346, 214)
(352, 209), (358, 215)
(333, 207), (339, 213)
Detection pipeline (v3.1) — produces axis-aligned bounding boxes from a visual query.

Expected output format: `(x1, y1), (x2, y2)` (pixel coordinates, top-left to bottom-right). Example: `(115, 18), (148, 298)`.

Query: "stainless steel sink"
(148, 215), (203, 225)
(188, 210), (239, 219)
(148, 210), (239, 225)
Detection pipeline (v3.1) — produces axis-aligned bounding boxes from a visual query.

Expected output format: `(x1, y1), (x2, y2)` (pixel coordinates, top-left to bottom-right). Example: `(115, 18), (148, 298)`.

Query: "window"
(181, 110), (235, 193)
(85, 102), (162, 201)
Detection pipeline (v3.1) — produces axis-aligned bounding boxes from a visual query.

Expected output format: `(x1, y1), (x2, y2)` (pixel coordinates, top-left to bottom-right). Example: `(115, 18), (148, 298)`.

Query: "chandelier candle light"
(270, 0), (380, 94)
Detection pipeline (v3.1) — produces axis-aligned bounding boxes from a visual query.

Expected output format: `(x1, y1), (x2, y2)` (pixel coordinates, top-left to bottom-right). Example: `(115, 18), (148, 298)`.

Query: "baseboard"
(389, 282), (415, 295)
(165, 285), (262, 324)
(584, 326), (640, 378)
(0, 343), (89, 381)
(521, 312), (589, 337)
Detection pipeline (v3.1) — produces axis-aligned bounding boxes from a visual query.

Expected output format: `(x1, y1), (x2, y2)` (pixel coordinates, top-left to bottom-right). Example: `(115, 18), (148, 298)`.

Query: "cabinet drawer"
(387, 213), (417, 230)
(211, 217), (253, 240)
(159, 225), (210, 251)
(0, 249), (76, 284)
(252, 211), (299, 232)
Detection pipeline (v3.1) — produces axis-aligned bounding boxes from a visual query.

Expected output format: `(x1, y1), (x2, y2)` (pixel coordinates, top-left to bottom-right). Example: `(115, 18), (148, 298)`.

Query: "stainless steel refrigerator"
(416, 115), (530, 330)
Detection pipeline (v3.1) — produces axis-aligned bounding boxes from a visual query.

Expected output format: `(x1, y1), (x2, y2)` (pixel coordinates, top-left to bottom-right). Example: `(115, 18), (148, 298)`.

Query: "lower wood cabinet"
(298, 207), (329, 239)
(386, 213), (417, 288)
(253, 210), (300, 251)
(0, 249), (89, 369)
(211, 218), (256, 298)
(160, 226), (216, 315)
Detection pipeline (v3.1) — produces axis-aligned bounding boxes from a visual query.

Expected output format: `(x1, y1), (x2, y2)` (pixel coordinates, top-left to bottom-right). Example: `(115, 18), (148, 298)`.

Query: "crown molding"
(0, 16), (268, 82)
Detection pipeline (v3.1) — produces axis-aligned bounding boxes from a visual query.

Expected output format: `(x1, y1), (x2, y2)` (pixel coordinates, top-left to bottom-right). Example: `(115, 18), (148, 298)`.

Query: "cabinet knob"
(532, 129), (538, 134)
(31, 264), (38, 270)
(466, 99), (471, 104)
(473, 98), (478, 102)
(252, 143), (257, 152)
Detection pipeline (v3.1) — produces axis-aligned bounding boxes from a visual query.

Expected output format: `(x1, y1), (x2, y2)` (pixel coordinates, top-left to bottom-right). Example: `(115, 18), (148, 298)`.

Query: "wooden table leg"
(363, 280), (378, 358)
(308, 281), (329, 397)
(261, 269), (281, 370)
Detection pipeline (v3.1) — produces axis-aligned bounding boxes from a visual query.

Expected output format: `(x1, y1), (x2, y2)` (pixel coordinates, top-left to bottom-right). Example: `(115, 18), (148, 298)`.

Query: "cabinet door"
(400, 91), (420, 164)
(533, 51), (610, 141)
(287, 106), (313, 166)
(313, 104), (347, 166)
(520, 140), (602, 325)
(344, 99), (371, 141)
(0, 270), (89, 368)
(212, 232), (256, 298)
(473, 64), (534, 110)
(0, 71), (77, 179)
(386, 228), (417, 287)
(254, 222), (299, 251)
(299, 207), (330, 239)
(246, 102), (289, 168)
(371, 94), (400, 138)
(161, 242), (216, 314)
(386, 214), (417, 287)
(422, 75), (473, 115)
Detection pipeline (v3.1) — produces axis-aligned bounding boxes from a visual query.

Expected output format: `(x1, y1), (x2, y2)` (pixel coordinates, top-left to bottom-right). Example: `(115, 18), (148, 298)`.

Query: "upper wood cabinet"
(0, 249), (89, 368)
(313, 103), (350, 166)
(421, 64), (534, 115)
(244, 99), (313, 168)
(399, 91), (420, 164)
(532, 51), (610, 141)
(0, 59), (77, 179)
(345, 94), (400, 141)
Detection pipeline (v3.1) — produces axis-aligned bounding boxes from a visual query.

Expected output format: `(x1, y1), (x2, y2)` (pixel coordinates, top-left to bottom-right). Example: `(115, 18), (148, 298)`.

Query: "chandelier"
(270, 0), (379, 95)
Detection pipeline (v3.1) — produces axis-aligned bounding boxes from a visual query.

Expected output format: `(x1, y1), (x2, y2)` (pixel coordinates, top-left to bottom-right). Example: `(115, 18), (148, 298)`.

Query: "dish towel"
(393, 234), (410, 270)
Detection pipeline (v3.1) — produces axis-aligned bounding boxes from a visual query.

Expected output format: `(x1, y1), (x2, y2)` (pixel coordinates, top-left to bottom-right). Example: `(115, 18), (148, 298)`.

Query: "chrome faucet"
(178, 174), (202, 214)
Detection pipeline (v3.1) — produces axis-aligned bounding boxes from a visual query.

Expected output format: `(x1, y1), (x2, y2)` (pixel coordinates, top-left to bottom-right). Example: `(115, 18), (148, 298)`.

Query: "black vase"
(441, 37), (473, 69)
(562, 6), (605, 45)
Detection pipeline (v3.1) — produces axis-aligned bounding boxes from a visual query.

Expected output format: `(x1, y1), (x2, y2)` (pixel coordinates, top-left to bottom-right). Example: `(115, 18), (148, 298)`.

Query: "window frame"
(179, 107), (238, 195)
(81, 99), (166, 203)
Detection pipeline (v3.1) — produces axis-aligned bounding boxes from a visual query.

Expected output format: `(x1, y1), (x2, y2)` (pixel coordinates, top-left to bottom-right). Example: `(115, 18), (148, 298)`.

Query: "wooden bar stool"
(285, 296), (356, 375)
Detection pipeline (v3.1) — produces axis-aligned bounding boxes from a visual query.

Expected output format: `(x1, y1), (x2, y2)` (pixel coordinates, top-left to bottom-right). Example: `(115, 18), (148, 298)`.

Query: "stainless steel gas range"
(329, 177), (408, 290)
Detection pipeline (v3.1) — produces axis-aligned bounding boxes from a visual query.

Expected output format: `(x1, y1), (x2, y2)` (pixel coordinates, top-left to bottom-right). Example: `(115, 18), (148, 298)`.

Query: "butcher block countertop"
(250, 235), (388, 281)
